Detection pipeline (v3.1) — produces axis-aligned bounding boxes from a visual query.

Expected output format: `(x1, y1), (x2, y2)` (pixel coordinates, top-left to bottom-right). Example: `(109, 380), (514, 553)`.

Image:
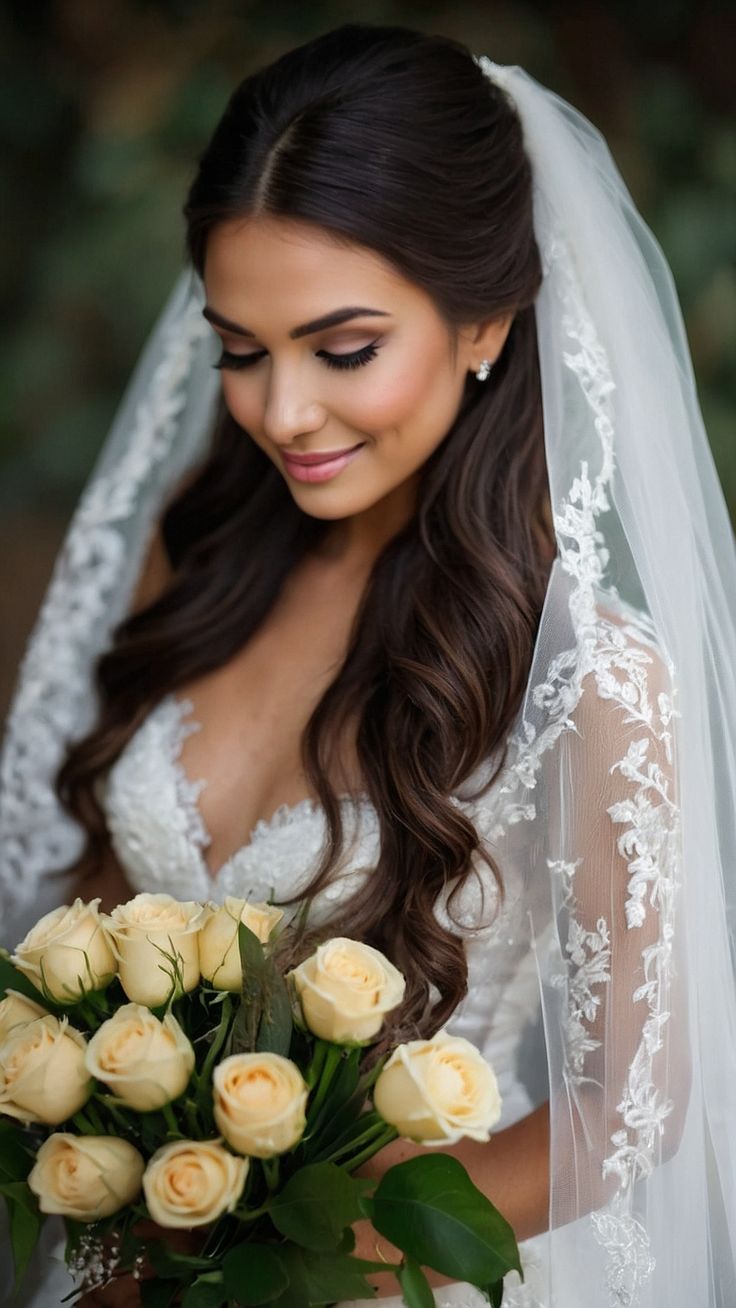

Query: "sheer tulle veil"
(1, 56), (735, 1306)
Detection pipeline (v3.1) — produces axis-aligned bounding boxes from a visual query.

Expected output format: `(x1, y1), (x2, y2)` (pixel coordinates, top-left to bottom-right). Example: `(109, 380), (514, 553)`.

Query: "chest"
(172, 560), (365, 871)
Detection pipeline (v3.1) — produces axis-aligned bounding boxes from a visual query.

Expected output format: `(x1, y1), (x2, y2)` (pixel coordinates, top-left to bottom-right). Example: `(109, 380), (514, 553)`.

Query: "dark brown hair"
(57, 22), (553, 1055)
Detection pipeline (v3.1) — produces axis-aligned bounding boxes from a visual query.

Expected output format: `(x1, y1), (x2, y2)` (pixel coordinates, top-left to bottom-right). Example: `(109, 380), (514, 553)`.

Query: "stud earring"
(475, 358), (493, 381)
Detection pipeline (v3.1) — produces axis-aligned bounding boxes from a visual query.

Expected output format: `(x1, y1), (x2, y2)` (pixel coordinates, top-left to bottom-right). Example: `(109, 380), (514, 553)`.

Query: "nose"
(261, 360), (326, 447)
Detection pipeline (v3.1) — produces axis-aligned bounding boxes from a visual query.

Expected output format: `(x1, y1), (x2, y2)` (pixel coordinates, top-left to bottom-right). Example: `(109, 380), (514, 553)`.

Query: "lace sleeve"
(542, 612), (689, 1254)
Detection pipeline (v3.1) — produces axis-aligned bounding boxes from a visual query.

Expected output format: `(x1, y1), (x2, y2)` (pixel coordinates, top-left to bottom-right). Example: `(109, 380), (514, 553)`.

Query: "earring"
(475, 358), (493, 381)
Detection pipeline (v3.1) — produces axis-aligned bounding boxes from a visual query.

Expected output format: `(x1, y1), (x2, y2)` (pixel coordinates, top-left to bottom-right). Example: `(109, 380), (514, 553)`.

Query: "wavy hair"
(57, 22), (554, 1056)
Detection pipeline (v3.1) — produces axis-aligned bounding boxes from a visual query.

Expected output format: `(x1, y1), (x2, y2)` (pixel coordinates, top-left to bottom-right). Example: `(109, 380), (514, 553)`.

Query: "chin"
(289, 487), (379, 519)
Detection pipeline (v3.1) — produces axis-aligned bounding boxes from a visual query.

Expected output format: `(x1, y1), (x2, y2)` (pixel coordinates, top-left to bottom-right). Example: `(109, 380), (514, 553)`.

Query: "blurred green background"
(1, 0), (735, 716)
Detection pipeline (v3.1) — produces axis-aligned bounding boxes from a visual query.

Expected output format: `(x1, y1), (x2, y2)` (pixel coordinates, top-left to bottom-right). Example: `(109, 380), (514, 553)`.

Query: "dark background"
(2, 0), (734, 717)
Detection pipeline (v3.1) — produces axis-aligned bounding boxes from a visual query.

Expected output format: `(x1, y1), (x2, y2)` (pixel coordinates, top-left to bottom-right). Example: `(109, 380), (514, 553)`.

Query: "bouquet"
(0, 892), (524, 1307)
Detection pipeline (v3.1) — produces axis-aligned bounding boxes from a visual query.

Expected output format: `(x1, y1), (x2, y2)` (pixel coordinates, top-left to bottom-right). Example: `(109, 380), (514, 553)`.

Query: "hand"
(73, 1220), (203, 1306)
(75, 1277), (141, 1307)
(351, 1136), (459, 1299)
(350, 1136), (414, 1299)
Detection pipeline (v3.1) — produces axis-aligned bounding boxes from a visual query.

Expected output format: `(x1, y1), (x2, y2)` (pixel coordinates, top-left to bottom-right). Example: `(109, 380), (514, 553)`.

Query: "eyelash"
(212, 340), (381, 373)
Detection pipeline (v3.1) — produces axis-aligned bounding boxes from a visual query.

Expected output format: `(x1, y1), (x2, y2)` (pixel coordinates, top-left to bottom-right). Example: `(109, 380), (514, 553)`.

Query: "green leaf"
(140, 1279), (179, 1308)
(397, 1254), (436, 1308)
(269, 1244), (310, 1308)
(306, 1109), (388, 1166)
(3, 1190), (44, 1288)
(180, 1271), (227, 1308)
(371, 1154), (522, 1285)
(255, 963), (293, 1057)
(338, 1224), (356, 1252)
(299, 1247), (383, 1299)
(303, 1046), (362, 1142)
(222, 1243), (290, 1303)
(0, 1181), (38, 1213)
(486, 1279), (505, 1308)
(0, 952), (50, 1006)
(229, 923), (268, 1054)
(269, 1161), (366, 1250)
(0, 1121), (36, 1181)
(146, 1241), (213, 1277)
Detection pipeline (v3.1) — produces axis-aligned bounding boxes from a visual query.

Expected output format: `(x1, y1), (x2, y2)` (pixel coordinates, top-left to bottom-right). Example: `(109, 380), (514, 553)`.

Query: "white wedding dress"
(5, 692), (551, 1307)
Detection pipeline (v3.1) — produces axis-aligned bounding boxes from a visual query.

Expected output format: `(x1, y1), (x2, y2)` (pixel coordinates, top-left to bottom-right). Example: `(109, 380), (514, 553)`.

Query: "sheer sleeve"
(535, 606), (690, 1299)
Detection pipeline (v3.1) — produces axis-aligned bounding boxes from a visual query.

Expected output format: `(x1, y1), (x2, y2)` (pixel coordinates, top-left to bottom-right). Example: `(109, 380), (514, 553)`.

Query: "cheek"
(362, 351), (461, 454)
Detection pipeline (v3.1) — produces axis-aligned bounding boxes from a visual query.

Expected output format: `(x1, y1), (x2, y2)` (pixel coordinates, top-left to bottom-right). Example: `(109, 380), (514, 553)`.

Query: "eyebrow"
(202, 304), (391, 340)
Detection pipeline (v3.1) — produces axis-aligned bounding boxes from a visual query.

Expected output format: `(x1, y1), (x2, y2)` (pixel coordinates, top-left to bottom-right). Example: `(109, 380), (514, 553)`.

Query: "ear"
(468, 312), (515, 368)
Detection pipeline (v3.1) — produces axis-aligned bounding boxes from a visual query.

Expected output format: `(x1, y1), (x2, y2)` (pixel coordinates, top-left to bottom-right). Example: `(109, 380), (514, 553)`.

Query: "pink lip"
(282, 443), (366, 483)
(282, 445), (363, 465)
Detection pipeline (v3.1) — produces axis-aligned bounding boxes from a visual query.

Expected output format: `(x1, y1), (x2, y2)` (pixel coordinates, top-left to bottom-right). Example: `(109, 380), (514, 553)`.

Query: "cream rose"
(199, 898), (285, 991)
(0, 1015), (91, 1125)
(0, 990), (49, 1043)
(287, 937), (406, 1044)
(103, 893), (207, 1006)
(85, 1003), (195, 1111)
(373, 1029), (503, 1145)
(143, 1138), (248, 1228)
(213, 1052), (308, 1158)
(11, 898), (116, 1002)
(28, 1132), (145, 1220)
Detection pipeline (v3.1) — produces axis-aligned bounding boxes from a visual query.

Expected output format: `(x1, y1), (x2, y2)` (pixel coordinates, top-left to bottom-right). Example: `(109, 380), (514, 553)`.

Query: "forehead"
(203, 215), (418, 316)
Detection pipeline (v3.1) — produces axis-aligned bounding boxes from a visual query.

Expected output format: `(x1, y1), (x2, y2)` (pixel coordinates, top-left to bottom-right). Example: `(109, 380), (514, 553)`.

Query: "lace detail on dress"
(101, 691), (385, 917)
(549, 858), (612, 1084)
(165, 698), (211, 856)
(590, 1200), (656, 1308)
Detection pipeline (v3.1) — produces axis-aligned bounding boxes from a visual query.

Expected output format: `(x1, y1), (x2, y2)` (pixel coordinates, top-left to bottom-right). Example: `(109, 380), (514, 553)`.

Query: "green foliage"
(228, 923), (293, 1058)
(397, 1254), (435, 1308)
(371, 1153), (523, 1285)
(268, 1161), (369, 1249)
(222, 1244), (290, 1303)
(180, 1272), (228, 1308)
(140, 1279), (181, 1308)
(0, 1121), (43, 1289)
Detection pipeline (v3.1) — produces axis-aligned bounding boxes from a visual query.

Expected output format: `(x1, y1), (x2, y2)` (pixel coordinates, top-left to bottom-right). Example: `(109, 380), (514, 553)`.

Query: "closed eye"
(213, 340), (381, 373)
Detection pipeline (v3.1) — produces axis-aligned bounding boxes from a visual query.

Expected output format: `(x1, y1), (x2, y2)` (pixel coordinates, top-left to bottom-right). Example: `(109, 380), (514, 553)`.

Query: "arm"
(542, 621), (690, 1230)
(352, 610), (688, 1296)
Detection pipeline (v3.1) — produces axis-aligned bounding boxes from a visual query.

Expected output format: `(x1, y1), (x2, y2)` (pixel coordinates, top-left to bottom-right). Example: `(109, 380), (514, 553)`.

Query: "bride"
(2, 21), (736, 1308)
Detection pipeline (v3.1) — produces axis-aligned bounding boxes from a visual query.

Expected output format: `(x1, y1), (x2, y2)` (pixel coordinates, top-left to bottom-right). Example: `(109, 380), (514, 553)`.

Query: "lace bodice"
(100, 692), (544, 1091)
(97, 692), (550, 1307)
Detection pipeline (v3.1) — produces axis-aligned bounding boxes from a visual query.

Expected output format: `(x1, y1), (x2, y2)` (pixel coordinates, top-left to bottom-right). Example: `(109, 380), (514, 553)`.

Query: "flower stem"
(344, 1125), (399, 1173)
(261, 1157), (280, 1192)
(233, 1202), (270, 1223)
(199, 993), (234, 1087)
(93, 1093), (132, 1134)
(183, 1098), (201, 1138)
(71, 1110), (97, 1135)
(317, 1119), (392, 1165)
(305, 1043), (343, 1123)
(305, 1038), (328, 1089)
(162, 1101), (181, 1138)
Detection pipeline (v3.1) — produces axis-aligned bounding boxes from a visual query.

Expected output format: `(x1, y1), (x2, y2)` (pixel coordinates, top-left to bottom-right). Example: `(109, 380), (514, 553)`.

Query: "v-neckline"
(164, 693), (372, 884)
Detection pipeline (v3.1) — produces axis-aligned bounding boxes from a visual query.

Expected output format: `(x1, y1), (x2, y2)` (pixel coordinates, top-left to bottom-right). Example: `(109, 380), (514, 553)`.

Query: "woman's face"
(202, 215), (512, 527)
